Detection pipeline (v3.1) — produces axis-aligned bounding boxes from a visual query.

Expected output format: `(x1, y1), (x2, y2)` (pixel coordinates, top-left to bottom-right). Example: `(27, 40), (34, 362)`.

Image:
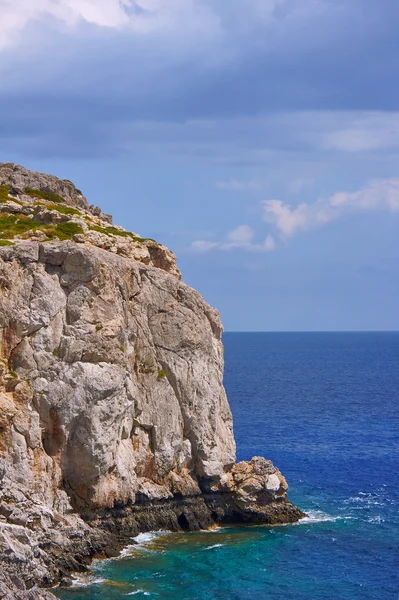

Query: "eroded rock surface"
(0, 165), (303, 599)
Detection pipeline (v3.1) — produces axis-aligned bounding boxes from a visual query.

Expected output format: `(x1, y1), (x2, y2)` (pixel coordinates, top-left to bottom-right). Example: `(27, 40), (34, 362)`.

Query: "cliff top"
(0, 162), (180, 278)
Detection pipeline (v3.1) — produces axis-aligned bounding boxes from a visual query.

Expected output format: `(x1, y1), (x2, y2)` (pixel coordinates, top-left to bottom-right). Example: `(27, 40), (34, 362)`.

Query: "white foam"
(132, 532), (163, 545)
(200, 526), (223, 533)
(127, 590), (150, 596)
(204, 543), (224, 550)
(71, 576), (106, 588)
(120, 531), (170, 558)
(344, 493), (390, 507)
(119, 545), (137, 558)
(297, 510), (352, 524)
(367, 515), (385, 524)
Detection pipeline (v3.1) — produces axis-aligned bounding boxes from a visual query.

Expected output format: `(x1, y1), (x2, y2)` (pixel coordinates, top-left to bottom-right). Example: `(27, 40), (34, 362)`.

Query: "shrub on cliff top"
(88, 223), (154, 243)
(25, 187), (65, 204)
(45, 203), (81, 216)
(0, 212), (83, 241)
(89, 224), (132, 238)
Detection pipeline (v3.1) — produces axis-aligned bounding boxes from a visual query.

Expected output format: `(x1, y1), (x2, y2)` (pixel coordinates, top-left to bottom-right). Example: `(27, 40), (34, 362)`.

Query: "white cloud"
(193, 179), (399, 254)
(191, 240), (219, 252)
(216, 179), (263, 191)
(192, 226), (276, 253)
(263, 179), (399, 237)
(226, 225), (254, 244)
(0, 0), (352, 63)
(0, 0), (222, 50)
(0, 0), (131, 46)
(322, 113), (399, 153)
(264, 234), (276, 251)
(0, 0), (322, 40)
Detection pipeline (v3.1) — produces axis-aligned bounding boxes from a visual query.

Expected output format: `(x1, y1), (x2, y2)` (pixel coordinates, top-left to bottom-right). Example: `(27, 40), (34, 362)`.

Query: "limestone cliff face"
(0, 164), (303, 598)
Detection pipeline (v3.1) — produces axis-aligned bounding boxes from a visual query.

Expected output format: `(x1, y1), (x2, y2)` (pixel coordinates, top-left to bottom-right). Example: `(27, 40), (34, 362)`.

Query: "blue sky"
(1, 0), (398, 330)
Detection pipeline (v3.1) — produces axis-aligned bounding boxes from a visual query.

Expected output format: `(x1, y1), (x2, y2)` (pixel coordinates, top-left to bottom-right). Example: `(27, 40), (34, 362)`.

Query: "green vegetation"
(89, 224), (132, 238)
(88, 223), (154, 243)
(135, 355), (155, 375)
(0, 184), (23, 205)
(45, 203), (81, 216)
(0, 212), (83, 241)
(95, 324), (103, 332)
(24, 187), (65, 204)
(157, 369), (167, 381)
(131, 235), (156, 243)
(0, 184), (11, 202)
(0, 240), (14, 246)
(55, 222), (84, 240)
(0, 213), (42, 238)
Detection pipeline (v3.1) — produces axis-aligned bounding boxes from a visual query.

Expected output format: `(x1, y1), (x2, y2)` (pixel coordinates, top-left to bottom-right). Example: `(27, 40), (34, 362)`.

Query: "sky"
(0, 0), (398, 331)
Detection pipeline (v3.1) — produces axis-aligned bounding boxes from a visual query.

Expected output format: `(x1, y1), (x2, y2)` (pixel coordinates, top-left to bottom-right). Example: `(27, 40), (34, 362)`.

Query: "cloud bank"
(193, 179), (399, 252)
(263, 179), (399, 237)
(1, 0), (399, 158)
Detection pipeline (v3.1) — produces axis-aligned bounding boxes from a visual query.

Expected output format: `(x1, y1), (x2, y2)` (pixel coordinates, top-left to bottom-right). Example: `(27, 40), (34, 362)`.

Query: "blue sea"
(56, 332), (399, 600)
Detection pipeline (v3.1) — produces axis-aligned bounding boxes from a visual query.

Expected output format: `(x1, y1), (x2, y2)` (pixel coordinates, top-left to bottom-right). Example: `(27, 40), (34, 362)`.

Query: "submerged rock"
(0, 164), (304, 599)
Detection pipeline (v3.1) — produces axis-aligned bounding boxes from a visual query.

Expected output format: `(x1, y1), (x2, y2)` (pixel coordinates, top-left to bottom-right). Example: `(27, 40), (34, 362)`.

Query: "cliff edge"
(0, 163), (304, 599)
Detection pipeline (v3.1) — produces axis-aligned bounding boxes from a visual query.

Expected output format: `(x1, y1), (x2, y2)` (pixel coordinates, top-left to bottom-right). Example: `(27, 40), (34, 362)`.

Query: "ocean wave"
(343, 492), (394, 507)
(119, 531), (171, 558)
(204, 543), (224, 550)
(132, 531), (168, 545)
(71, 576), (106, 588)
(126, 590), (150, 596)
(366, 515), (385, 523)
(297, 510), (352, 524)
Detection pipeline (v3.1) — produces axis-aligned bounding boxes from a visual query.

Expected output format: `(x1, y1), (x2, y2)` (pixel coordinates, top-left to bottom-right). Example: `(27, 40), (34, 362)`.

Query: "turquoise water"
(56, 332), (399, 599)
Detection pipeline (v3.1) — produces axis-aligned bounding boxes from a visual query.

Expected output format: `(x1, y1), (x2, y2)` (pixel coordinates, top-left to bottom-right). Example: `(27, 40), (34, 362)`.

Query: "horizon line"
(223, 330), (399, 334)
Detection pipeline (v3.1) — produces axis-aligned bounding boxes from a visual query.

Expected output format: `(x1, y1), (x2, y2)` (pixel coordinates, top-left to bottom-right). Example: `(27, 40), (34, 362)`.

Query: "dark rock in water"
(0, 164), (305, 600)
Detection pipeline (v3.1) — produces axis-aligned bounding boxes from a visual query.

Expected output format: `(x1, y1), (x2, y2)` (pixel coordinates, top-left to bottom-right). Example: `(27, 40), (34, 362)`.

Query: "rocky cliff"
(0, 163), (303, 599)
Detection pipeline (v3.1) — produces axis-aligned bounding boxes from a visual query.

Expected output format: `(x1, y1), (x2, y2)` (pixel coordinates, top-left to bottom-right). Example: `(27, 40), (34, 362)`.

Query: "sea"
(55, 332), (399, 600)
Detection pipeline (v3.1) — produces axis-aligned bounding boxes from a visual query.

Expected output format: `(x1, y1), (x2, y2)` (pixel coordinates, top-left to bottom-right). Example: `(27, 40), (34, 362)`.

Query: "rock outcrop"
(0, 163), (303, 599)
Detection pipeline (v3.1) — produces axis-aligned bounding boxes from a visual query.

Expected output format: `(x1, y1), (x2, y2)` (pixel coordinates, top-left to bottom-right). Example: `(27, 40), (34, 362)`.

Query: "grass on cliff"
(35, 202), (81, 216)
(0, 185), (23, 205)
(157, 369), (166, 381)
(24, 187), (65, 204)
(0, 213), (42, 238)
(54, 221), (84, 239)
(0, 185), (11, 202)
(0, 212), (84, 241)
(88, 223), (154, 243)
